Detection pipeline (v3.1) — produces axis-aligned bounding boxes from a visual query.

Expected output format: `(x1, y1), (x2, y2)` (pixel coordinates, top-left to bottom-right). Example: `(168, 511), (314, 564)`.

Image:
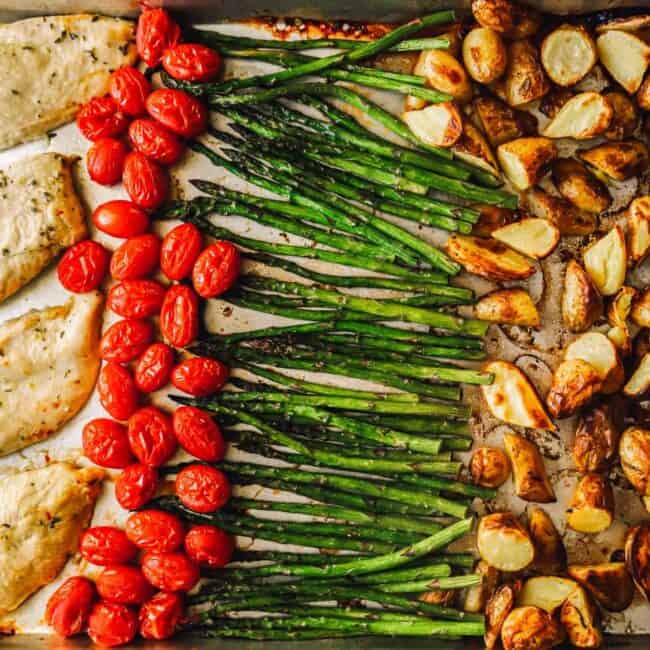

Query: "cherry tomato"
(146, 89), (208, 138)
(98, 362), (140, 420)
(172, 406), (225, 462)
(86, 137), (128, 186)
(139, 591), (184, 640)
(128, 118), (184, 165)
(88, 601), (137, 647)
(110, 233), (162, 281)
(115, 463), (159, 510)
(192, 241), (240, 298)
(125, 510), (185, 552)
(170, 357), (229, 397)
(99, 319), (154, 363)
(175, 464), (230, 513)
(136, 8), (181, 67)
(93, 201), (150, 239)
(82, 418), (134, 468)
(57, 240), (109, 293)
(107, 279), (166, 319)
(97, 566), (154, 605)
(184, 525), (234, 568)
(122, 151), (169, 210)
(77, 96), (128, 141)
(162, 43), (222, 82)
(141, 552), (200, 592)
(110, 66), (151, 116)
(160, 223), (202, 281)
(79, 526), (138, 566)
(127, 406), (177, 467)
(160, 284), (200, 348)
(45, 576), (96, 637)
(135, 343), (175, 393)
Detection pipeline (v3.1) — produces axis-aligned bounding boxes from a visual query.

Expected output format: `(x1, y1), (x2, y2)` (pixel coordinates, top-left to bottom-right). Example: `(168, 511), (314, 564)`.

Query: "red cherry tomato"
(134, 343), (175, 393)
(97, 566), (154, 605)
(128, 118), (184, 166)
(79, 526), (138, 566)
(172, 406), (225, 462)
(99, 319), (154, 363)
(88, 601), (137, 647)
(171, 357), (229, 397)
(98, 362), (140, 420)
(139, 591), (184, 640)
(141, 552), (200, 592)
(86, 137), (128, 186)
(162, 43), (222, 82)
(175, 464), (231, 513)
(93, 200), (150, 239)
(136, 8), (181, 67)
(192, 241), (240, 298)
(110, 66), (151, 116)
(160, 284), (200, 348)
(107, 279), (166, 319)
(45, 576), (96, 637)
(122, 151), (169, 210)
(184, 525), (234, 568)
(160, 223), (202, 281)
(127, 406), (177, 467)
(125, 509), (185, 552)
(82, 418), (134, 468)
(77, 96), (128, 141)
(146, 89), (208, 138)
(110, 233), (162, 281)
(57, 240), (109, 293)
(115, 463), (159, 510)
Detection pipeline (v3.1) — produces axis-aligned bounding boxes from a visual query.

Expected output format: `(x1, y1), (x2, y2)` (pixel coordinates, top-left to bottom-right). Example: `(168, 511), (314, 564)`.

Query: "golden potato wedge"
(595, 14), (650, 33)
(471, 204), (518, 237)
(463, 559), (501, 614)
(517, 576), (577, 613)
(541, 25), (597, 87)
(632, 289), (650, 327)
(492, 218), (560, 260)
(619, 426), (650, 497)
(501, 606), (565, 650)
(473, 95), (538, 148)
(474, 288), (540, 327)
(561, 585), (603, 649)
(568, 563), (635, 612)
(481, 360), (554, 430)
(525, 189), (597, 236)
(528, 507), (567, 574)
(485, 583), (518, 650)
(551, 158), (612, 214)
(462, 27), (507, 84)
(625, 523), (650, 599)
(624, 353), (650, 398)
(497, 137), (557, 190)
(567, 474), (615, 534)
(542, 92), (613, 139)
(403, 102), (463, 148)
(413, 49), (472, 103)
(597, 30), (650, 94)
(445, 235), (536, 281)
(583, 226), (627, 297)
(503, 40), (551, 107)
(478, 512), (535, 572)
(566, 331), (623, 393)
(471, 0), (541, 39)
(470, 446), (511, 488)
(574, 402), (622, 473)
(579, 139), (650, 181)
(604, 91), (639, 139)
(539, 86), (573, 119)
(628, 196), (650, 264)
(504, 433), (555, 503)
(608, 286), (637, 355)
(452, 121), (500, 178)
(562, 260), (604, 333)
(637, 73), (650, 111)
(546, 359), (602, 418)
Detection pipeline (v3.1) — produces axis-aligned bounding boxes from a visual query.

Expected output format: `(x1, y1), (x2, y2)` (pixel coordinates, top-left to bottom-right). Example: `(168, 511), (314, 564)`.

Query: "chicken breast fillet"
(0, 14), (136, 150)
(0, 291), (103, 456)
(0, 153), (87, 304)
(0, 463), (104, 617)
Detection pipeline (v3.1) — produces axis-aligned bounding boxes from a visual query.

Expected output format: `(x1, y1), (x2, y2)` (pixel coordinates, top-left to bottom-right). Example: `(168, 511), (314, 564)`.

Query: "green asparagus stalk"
(374, 574), (481, 593)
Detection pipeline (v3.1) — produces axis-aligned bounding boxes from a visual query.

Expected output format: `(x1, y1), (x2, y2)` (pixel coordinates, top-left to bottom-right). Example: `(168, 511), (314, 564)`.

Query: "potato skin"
(605, 91), (639, 140)
(463, 559), (500, 613)
(472, 95), (536, 147)
(474, 288), (540, 327)
(551, 158), (611, 214)
(579, 139), (650, 181)
(503, 40), (550, 107)
(472, 0), (540, 39)
(501, 606), (565, 650)
(625, 524), (650, 599)
(539, 86), (573, 119)
(485, 582), (518, 650)
(525, 189), (597, 236)
(453, 120), (499, 175)
(568, 562), (635, 612)
(632, 289), (650, 328)
(546, 359), (602, 418)
(638, 74), (650, 112)
(497, 137), (557, 190)
(504, 433), (555, 503)
(560, 586), (603, 649)
(463, 27), (507, 84)
(470, 446), (511, 487)
(562, 260), (604, 333)
(472, 204), (518, 237)
(628, 197), (650, 265)
(528, 507), (567, 574)
(415, 49), (472, 103)
(567, 474), (615, 534)
(619, 427), (650, 497)
(573, 401), (622, 473)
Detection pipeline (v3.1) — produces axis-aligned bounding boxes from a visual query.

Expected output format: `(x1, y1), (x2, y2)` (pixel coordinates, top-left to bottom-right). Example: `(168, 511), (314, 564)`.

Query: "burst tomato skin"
(97, 566), (154, 605)
(57, 240), (110, 293)
(159, 284), (199, 348)
(92, 200), (150, 238)
(141, 552), (200, 592)
(171, 357), (229, 397)
(172, 406), (225, 462)
(127, 406), (177, 467)
(86, 137), (128, 186)
(98, 363), (140, 420)
(107, 279), (166, 319)
(115, 463), (159, 510)
(136, 8), (181, 67)
(110, 66), (151, 116)
(122, 151), (169, 210)
(99, 319), (154, 363)
(192, 241), (240, 298)
(77, 96), (128, 141)
(139, 591), (184, 640)
(135, 343), (175, 392)
(184, 525), (234, 568)
(82, 418), (134, 468)
(160, 223), (202, 280)
(79, 526), (138, 566)
(128, 118), (184, 165)
(110, 234), (161, 281)
(88, 601), (137, 647)
(162, 43), (222, 82)
(45, 576), (96, 637)
(176, 464), (231, 513)
(125, 509), (185, 552)
(146, 89), (208, 138)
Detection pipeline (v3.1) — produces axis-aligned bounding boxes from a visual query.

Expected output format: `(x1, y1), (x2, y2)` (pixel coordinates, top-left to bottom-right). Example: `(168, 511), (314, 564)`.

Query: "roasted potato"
(566, 331), (624, 393)
(560, 585), (603, 648)
(501, 606), (565, 650)
(404, 93), (427, 112)
(528, 507), (567, 574)
(478, 512), (535, 572)
(462, 27), (507, 84)
(546, 359), (602, 418)
(624, 354), (650, 398)
(567, 474), (615, 534)
(474, 288), (540, 327)
(517, 576), (577, 612)
(413, 49), (472, 103)
(637, 73), (650, 111)
(568, 562), (635, 612)
(597, 30), (650, 94)
(628, 196), (650, 264)
(542, 92), (613, 139)
(463, 559), (501, 613)
(562, 259), (604, 333)
(579, 139), (650, 181)
(403, 102), (463, 147)
(634, 329), (650, 362)
(525, 189), (597, 236)
(632, 289), (650, 327)
(551, 158), (612, 214)
(604, 91), (639, 139)
(573, 402), (622, 473)
(502, 39), (550, 107)
(497, 137), (557, 190)
(539, 86), (573, 119)
(608, 286), (637, 355)
(470, 446), (511, 488)
(485, 583), (518, 650)
(595, 13), (650, 33)
(445, 235), (536, 281)
(472, 204), (518, 237)
(583, 225), (627, 297)
(418, 589), (456, 606)
(471, 0), (541, 39)
(504, 432), (555, 503)
(482, 361), (554, 430)
(473, 94), (537, 147)
(625, 523), (650, 599)
(492, 218), (560, 260)
(452, 121), (500, 177)
(541, 25), (597, 87)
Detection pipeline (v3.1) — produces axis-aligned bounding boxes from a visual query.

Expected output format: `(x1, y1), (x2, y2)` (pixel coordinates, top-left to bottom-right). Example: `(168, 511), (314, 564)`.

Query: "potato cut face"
(477, 512), (535, 572)
(517, 576), (577, 613)
(562, 259), (604, 333)
(551, 158), (612, 214)
(525, 188), (597, 236)
(542, 92), (613, 139)
(546, 359), (602, 418)
(567, 474), (615, 534)
(492, 218), (560, 260)
(619, 426), (650, 496)
(568, 562), (635, 612)
(624, 353), (650, 397)
(504, 432), (556, 503)
(403, 102), (463, 148)
(474, 288), (540, 327)
(628, 196), (650, 263)
(579, 140), (650, 181)
(462, 26), (507, 84)
(583, 225), (627, 296)
(597, 30), (650, 94)
(497, 137), (557, 190)
(472, 204), (518, 237)
(565, 332), (619, 381)
(541, 25), (597, 87)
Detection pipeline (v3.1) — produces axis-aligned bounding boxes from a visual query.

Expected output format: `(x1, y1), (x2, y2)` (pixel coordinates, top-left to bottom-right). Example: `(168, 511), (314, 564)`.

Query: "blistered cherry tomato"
(115, 463), (159, 510)
(88, 601), (137, 647)
(171, 357), (229, 398)
(192, 241), (240, 298)
(122, 151), (169, 210)
(160, 284), (199, 347)
(176, 464), (230, 513)
(45, 576), (96, 637)
(110, 234), (162, 280)
(184, 525), (234, 568)
(128, 118), (184, 165)
(172, 406), (225, 462)
(139, 591), (184, 640)
(127, 406), (177, 467)
(107, 279), (166, 319)
(141, 552), (200, 592)
(160, 223), (202, 281)
(134, 343), (174, 393)
(82, 418), (134, 468)
(125, 509), (185, 552)
(77, 96), (128, 141)
(97, 566), (154, 605)
(146, 89), (208, 138)
(57, 240), (109, 293)
(93, 201), (150, 239)
(136, 8), (181, 67)
(162, 43), (222, 82)
(86, 137), (128, 186)
(99, 319), (154, 363)
(98, 362), (140, 420)
(110, 66), (151, 116)
(79, 526), (138, 566)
